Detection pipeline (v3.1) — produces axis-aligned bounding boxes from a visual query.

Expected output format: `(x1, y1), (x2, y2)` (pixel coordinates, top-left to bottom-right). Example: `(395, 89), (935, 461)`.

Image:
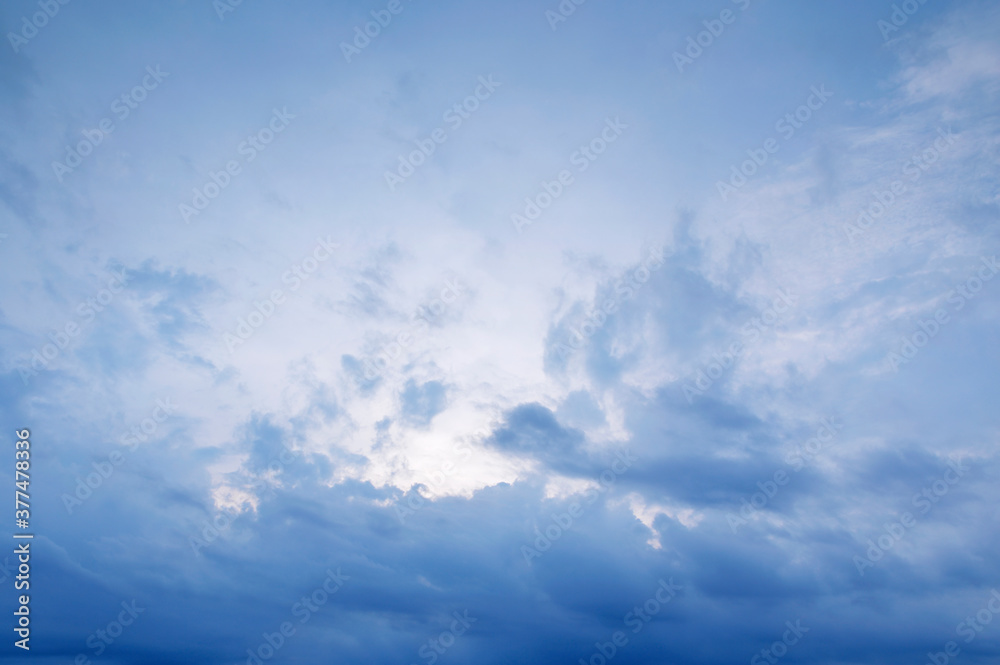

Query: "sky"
(1, 0), (999, 663)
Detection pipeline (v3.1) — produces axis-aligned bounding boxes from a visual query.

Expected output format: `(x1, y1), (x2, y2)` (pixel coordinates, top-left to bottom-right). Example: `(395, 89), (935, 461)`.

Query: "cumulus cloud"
(2, 1), (999, 663)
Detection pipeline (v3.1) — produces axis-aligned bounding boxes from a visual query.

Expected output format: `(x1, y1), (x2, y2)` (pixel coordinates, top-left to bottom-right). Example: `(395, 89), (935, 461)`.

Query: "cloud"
(399, 378), (448, 427)
(4, 1), (1000, 663)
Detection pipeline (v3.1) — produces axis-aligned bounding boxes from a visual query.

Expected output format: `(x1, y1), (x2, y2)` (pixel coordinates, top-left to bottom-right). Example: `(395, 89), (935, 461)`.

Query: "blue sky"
(2, 0), (1000, 663)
